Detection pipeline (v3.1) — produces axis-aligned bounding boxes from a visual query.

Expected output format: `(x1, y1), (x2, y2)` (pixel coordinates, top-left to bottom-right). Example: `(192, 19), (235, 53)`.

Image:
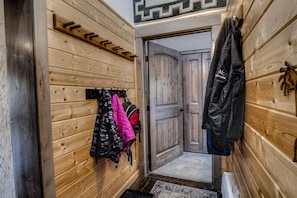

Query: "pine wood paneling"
(63, 0), (134, 44)
(241, 0), (272, 41)
(226, 0), (297, 197)
(47, 0), (138, 196)
(242, 0), (253, 19)
(55, 150), (137, 196)
(50, 86), (87, 103)
(244, 124), (297, 197)
(230, 149), (252, 198)
(245, 19), (297, 81)
(54, 145), (90, 177)
(235, 142), (285, 197)
(49, 67), (134, 88)
(48, 29), (134, 70)
(52, 130), (93, 158)
(243, 0), (297, 60)
(81, 156), (137, 197)
(89, 0), (134, 35)
(245, 103), (297, 161)
(51, 101), (97, 122)
(246, 74), (295, 115)
(232, 143), (259, 198)
(48, 48), (134, 76)
(52, 115), (95, 140)
(47, 0), (134, 52)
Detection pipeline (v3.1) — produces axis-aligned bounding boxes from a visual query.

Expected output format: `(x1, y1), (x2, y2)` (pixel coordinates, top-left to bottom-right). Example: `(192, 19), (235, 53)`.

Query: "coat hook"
(112, 46), (122, 51)
(70, 24), (81, 31)
(63, 21), (75, 28)
(89, 35), (99, 40)
(121, 51), (129, 55)
(100, 40), (111, 45)
(84, 32), (95, 38)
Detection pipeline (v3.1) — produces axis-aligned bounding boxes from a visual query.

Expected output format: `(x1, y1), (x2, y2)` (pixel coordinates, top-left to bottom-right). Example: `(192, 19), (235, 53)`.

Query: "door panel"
(183, 52), (211, 153)
(149, 42), (183, 171)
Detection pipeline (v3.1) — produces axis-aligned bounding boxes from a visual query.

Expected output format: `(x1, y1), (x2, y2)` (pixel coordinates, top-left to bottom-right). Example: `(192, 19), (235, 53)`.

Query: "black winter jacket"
(90, 88), (125, 163)
(202, 17), (245, 152)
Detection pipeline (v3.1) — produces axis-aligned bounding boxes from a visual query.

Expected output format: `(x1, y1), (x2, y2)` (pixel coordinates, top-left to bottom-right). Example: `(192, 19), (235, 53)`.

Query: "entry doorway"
(146, 32), (212, 183)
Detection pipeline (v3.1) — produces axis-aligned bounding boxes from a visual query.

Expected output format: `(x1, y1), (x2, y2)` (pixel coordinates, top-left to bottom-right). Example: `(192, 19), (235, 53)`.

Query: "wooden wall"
(46, 0), (139, 197)
(224, 0), (297, 197)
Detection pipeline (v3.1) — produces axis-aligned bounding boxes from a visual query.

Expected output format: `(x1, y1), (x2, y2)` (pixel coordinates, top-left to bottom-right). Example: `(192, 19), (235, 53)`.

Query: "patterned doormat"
(150, 180), (217, 198)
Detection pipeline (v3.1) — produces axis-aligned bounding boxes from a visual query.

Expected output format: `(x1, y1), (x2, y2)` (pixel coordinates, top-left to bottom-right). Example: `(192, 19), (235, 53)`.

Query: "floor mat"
(120, 189), (153, 198)
(150, 180), (217, 198)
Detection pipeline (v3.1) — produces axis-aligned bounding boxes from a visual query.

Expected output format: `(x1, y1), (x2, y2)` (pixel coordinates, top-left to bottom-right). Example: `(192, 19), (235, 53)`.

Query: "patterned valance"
(134, 0), (227, 23)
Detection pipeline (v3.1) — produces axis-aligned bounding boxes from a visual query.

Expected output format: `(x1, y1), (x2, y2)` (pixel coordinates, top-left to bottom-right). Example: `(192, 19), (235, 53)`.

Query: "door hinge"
(147, 105), (150, 111)
(146, 55), (149, 62)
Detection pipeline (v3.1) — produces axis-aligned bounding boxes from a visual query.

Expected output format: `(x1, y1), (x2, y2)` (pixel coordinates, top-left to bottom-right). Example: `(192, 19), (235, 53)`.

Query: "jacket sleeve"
(202, 18), (232, 130)
(207, 32), (232, 133)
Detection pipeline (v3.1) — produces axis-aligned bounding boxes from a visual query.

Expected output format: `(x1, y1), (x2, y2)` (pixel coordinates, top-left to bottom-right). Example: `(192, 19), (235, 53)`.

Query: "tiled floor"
(152, 152), (212, 183)
(128, 152), (215, 195)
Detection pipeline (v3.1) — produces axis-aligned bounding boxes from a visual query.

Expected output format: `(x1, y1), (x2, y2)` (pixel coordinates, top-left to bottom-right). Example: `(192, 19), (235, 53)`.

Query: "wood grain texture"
(149, 42), (183, 171)
(135, 14), (221, 38)
(244, 124), (297, 197)
(47, 0), (134, 52)
(49, 67), (134, 88)
(242, 0), (297, 60)
(52, 115), (96, 140)
(242, 0), (254, 19)
(47, 0), (138, 196)
(245, 103), (297, 161)
(246, 74), (295, 115)
(48, 29), (134, 69)
(34, 0), (57, 196)
(64, 0), (134, 43)
(226, 0), (297, 197)
(245, 19), (297, 81)
(5, 0), (43, 196)
(231, 144), (260, 198)
(241, 0), (272, 41)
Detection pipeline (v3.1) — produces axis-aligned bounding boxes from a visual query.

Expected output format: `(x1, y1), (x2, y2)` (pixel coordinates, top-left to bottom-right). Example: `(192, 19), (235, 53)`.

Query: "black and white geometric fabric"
(134, 0), (227, 23)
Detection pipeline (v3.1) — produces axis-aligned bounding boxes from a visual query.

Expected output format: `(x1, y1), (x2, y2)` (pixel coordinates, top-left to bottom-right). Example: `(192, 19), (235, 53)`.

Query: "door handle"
(180, 108), (184, 112)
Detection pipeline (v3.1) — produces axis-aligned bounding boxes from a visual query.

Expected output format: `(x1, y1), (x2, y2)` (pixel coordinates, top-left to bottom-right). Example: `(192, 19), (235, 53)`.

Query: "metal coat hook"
(86, 88), (127, 99)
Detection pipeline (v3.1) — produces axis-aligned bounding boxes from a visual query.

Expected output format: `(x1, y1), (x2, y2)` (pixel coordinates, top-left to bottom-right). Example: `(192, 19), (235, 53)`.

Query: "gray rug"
(150, 180), (217, 198)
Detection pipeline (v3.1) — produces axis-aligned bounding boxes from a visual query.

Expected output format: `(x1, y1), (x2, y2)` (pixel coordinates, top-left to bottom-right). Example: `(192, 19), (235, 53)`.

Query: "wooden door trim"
(5, 0), (56, 196)
(135, 13), (221, 38)
(33, 0), (56, 196)
(135, 13), (222, 190)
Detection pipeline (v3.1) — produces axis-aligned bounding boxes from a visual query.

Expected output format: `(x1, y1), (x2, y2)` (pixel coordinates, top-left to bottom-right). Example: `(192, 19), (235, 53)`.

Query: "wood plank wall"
(224, 0), (297, 197)
(46, 0), (139, 197)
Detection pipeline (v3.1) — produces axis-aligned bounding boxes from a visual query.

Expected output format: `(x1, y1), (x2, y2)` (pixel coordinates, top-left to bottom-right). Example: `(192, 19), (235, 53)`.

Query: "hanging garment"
(90, 89), (125, 163)
(202, 17), (245, 154)
(112, 94), (136, 151)
(112, 94), (136, 165)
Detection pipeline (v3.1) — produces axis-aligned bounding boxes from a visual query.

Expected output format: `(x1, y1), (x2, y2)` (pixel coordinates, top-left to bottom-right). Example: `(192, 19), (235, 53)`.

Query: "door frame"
(4, 0), (56, 196)
(135, 13), (223, 190)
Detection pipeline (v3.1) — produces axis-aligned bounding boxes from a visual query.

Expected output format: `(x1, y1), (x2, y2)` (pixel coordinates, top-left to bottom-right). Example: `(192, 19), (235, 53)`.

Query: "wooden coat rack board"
(53, 14), (137, 61)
